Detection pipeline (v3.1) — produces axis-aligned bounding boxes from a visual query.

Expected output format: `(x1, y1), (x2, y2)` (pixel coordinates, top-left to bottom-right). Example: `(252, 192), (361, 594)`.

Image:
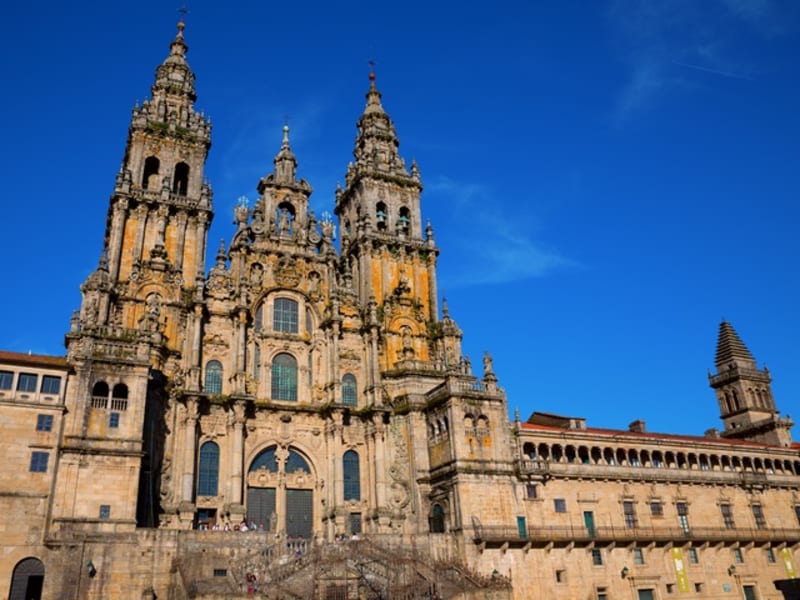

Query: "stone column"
(235, 309), (247, 392)
(372, 413), (387, 510)
(195, 213), (209, 276)
(427, 254), (438, 321)
(174, 210), (188, 271)
(187, 304), (203, 391)
(133, 204), (149, 264)
(228, 402), (246, 512)
(108, 198), (129, 281)
(178, 397), (199, 528)
(180, 397), (199, 503)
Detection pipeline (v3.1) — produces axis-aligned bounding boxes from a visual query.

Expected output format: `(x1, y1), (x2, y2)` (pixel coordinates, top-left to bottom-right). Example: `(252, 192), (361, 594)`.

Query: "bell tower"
(54, 19), (213, 533)
(335, 72), (442, 371)
(709, 321), (793, 446)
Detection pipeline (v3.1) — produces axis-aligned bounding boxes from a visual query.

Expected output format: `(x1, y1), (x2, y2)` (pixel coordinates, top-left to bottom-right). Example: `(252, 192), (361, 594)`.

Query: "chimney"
(628, 420), (646, 433)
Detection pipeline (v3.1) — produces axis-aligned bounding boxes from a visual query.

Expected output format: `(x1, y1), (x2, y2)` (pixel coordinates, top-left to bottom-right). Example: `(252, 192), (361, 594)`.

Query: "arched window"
(342, 373), (357, 406)
(9, 557), (44, 600)
(204, 360), (223, 394)
(250, 446), (279, 472)
(173, 162), (190, 195)
(343, 450), (360, 501)
(274, 298), (298, 333)
(430, 503), (446, 533)
(111, 383), (128, 411)
(254, 303), (263, 332)
(286, 449), (311, 473)
(398, 206), (411, 235)
(92, 381), (108, 396)
(271, 353), (297, 401)
(197, 441), (219, 496)
(142, 156), (160, 189)
(376, 202), (388, 231)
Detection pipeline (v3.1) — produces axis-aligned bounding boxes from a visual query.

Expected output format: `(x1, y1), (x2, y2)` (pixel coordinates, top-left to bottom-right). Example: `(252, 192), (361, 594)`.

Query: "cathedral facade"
(1, 21), (799, 600)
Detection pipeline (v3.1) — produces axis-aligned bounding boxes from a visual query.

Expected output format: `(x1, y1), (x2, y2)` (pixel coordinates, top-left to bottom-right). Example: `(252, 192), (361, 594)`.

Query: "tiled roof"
(519, 421), (788, 451)
(0, 349), (68, 370)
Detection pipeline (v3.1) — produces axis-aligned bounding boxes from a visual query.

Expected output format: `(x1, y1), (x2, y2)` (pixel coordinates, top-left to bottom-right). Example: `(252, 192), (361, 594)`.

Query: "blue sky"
(1, 1), (798, 436)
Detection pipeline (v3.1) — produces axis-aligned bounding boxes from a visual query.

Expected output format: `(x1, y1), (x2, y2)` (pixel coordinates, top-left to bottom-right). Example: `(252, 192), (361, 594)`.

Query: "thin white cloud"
(428, 177), (575, 287)
(608, 0), (785, 120)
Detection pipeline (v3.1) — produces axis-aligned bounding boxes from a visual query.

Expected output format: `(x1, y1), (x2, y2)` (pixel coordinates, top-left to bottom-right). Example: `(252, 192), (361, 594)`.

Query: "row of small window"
(557, 546), (777, 570)
(32, 410), (119, 437)
(204, 357), (358, 405)
(0, 371), (61, 394)
(536, 489), (792, 529)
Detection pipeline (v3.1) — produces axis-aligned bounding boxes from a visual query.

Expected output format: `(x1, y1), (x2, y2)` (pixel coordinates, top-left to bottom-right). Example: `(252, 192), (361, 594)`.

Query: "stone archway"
(247, 445), (316, 539)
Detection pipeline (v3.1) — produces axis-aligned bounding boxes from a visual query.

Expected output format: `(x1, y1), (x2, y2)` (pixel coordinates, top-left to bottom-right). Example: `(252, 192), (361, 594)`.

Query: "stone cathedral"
(2, 21), (800, 600)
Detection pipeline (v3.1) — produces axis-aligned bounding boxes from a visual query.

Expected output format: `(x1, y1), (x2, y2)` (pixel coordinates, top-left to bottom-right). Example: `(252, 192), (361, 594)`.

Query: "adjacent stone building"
(1, 20), (798, 600)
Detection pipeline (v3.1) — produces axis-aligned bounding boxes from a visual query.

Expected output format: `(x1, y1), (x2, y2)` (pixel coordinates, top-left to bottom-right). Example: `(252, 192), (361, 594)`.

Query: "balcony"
(516, 459), (796, 489)
(472, 522), (800, 550)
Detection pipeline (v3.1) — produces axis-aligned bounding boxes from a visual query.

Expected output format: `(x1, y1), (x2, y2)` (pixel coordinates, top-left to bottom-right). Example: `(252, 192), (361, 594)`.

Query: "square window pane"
(29, 451), (49, 472)
(17, 373), (37, 392)
(0, 370), (13, 390)
(41, 375), (61, 394)
(36, 414), (53, 431)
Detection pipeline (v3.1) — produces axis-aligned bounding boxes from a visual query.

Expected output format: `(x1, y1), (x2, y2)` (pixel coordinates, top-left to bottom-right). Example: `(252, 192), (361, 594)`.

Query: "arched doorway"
(247, 446), (315, 539)
(8, 557), (44, 600)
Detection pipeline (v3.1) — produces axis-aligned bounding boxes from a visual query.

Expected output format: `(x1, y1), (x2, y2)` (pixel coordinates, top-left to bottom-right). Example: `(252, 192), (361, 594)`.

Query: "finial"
(215, 238), (226, 265)
(177, 4), (189, 35)
(442, 296), (450, 318)
(282, 123), (290, 148)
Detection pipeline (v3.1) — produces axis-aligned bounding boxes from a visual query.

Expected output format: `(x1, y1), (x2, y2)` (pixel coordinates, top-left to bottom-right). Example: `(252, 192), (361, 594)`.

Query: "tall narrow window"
(254, 304), (263, 332)
(111, 383), (128, 411)
(173, 162), (190, 195)
(752, 504), (766, 529)
(92, 381), (109, 408)
(343, 450), (361, 501)
(623, 501), (638, 528)
(271, 353), (297, 401)
(142, 156), (160, 189)
(342, 373), (357, 406)
(398, 206), (411, 235)
(677, 502), (690, 535)
(376, 202), (388, 231)
(0, 370), (12, 389)
(720, 504), (735, 529)
(430, 503), (445, 533)
(204, 360), (223, 394)
(274, 298), (298, 333)
(198, 441), (220, 496)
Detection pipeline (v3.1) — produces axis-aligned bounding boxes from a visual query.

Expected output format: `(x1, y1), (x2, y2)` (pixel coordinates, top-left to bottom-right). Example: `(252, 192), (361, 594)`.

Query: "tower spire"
(709, 321), (793, 446)
(715, 320), (756, 370)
